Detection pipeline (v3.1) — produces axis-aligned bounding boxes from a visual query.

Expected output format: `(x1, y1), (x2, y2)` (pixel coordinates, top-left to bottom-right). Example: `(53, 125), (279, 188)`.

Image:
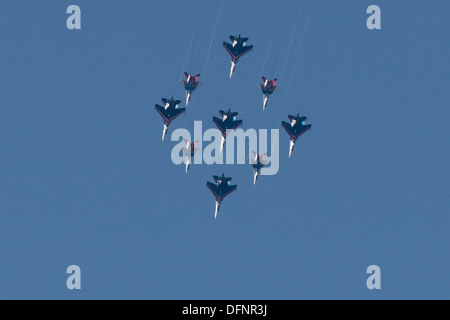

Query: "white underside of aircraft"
(253, 170), (259, 185)
(215, 201), (221, 219)
(289, 140), (295, 158)
(185, 91), (191, 106)
(220, 136), (226, 153)
(230, 61), (236, 78)
(182, 144), (198, 173)
(263, 95), (269, 111)
(162, 124), (168, 141)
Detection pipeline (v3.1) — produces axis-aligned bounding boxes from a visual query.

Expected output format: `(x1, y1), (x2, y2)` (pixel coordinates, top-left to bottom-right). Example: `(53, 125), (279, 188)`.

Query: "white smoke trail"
(202, 0), (224, 80)
(279, 0), (304, 85)
(279, 1), (314, 122)
(258, 3), (285, 81)
(179, 0), (206, 79)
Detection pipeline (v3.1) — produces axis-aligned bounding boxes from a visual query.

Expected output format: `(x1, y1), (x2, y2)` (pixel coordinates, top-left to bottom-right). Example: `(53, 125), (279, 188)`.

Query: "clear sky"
(0, 0), (449, 299)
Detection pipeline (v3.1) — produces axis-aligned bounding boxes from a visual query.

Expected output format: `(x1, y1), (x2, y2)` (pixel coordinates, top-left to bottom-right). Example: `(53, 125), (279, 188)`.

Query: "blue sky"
(0, 0), (449, 299)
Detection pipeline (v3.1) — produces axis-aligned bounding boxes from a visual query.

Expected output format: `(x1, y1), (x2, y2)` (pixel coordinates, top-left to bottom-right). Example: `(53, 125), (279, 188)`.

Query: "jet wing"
(183, 80), (202, 92)
(155, 104), (186, 125)
(207, 181), (237, 203)
(213, 117), (243, 136)
(193, 81), (203, 90)
(267, 86), (279, 95)
(257, 83), (263, 92)
(260, 84), (278, 95)
(282, 121), (311, 141)
(229, 120), (243, 131)
(235, 45), (253, 60)
(180, 79), (188, 89)
(213, 117), (227, 136)
(223, 42), (253, 62)
(250, 151), (258, 165)
(223, 42), (235, 59)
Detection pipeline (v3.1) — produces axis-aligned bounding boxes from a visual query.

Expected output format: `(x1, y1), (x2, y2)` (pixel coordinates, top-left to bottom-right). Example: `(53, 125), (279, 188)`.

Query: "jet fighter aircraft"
(182, 139), (199, 173)
(180, 72), (202, 106)
(154, 97), (186, 141)
(281, 114), (312, 158)
(257, 76), (279, 111)
(223, 34), (253, 78)
(250, 151), (269, 185)
(206, 173), (237, 219)
(212, 109), (243, 152)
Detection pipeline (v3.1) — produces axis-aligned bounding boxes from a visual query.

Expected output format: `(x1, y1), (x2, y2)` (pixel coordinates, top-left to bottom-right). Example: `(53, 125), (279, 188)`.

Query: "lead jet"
(182, 139), (199, 173)
(154, 97), (186, 141)
(223, 34), (253, 78)
(206, 173), (237, 219)
(281, 114), (312, 158)
(180, 72), (202, 106)
(213, 109), (243, 152)
(257, 76), (278, 111)
(250, 151), (269, 185)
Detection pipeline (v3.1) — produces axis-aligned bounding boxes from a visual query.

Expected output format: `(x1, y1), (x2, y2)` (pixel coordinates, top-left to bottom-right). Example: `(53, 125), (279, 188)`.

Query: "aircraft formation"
(154, 34), (311, 219)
